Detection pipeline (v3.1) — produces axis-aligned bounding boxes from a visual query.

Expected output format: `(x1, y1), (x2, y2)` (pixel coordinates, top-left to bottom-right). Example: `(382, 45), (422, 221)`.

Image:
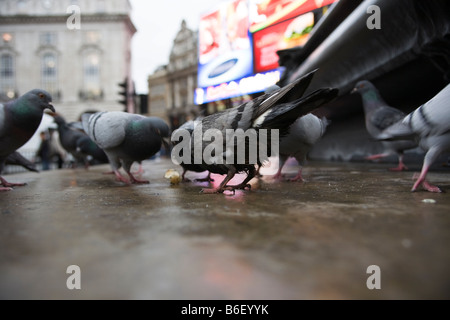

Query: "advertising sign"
(253, 12), (314, 73)
(249, 0), (336, 32)
(251, 0), (337, 73)
(198, 0), (253, 88)
(196, 0), (338, 104)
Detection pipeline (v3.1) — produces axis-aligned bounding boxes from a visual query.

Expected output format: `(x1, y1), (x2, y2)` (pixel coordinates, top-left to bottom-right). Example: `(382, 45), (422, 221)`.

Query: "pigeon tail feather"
(256, 88), (338, 134)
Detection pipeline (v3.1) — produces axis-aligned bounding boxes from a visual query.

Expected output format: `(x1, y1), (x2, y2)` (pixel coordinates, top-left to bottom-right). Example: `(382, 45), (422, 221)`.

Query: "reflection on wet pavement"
(1, 158), (450, 299)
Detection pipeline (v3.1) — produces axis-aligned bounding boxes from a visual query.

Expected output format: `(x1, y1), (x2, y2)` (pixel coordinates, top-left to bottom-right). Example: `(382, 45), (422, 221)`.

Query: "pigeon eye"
(39, 93), (45, 99)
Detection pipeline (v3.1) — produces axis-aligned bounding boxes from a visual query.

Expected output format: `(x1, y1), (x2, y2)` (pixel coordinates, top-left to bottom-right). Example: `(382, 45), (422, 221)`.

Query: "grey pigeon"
(171, 69), (338, 194)
(82, 111), (170, 184)
(6, 151), (39, 173)
(52, 114), (108, 168)
(173, 120), (213, 182)
(352, 80), (418, 171)
(378, 83), (450, 192)
(274, 114), (329, 181)
(0, 89), (54, 191)
(257, 84), (330, 182)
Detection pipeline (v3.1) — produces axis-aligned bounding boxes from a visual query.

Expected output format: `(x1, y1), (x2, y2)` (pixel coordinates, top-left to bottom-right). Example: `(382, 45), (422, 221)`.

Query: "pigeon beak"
(46, 103), (55, 113)
(351, 88), (357, 94)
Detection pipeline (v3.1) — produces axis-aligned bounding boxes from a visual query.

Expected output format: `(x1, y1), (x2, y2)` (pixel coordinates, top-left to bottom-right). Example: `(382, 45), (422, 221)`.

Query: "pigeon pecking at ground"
(0, 89), (54, 191)
(377, 83), (450, 193)
(52, 114), (108, 168)
(82, 111), (170, 184)
(352, 80), (418, 171)
(172, 120), (214, 183)
(171, 69), (338, 194)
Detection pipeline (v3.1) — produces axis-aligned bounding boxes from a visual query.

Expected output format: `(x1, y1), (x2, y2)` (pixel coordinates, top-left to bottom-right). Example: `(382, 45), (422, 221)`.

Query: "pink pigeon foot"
(411, 172), (442, 193)
(289, 170), (305, 182)
(114, 170), (131, 184)
(389, 162), (408, 171)
(1, 177), (26, 188)
(128, 173), (149, 184)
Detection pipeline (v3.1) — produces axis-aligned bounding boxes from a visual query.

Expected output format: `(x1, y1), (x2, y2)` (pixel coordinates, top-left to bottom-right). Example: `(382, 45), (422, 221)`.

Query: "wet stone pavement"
(1, 157), (450, 299)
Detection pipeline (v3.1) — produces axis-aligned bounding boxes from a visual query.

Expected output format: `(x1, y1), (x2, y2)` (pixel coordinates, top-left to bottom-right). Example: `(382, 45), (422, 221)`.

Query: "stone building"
(147, 64), (168, 121)
(0, 0), (136, 121)
(148, 20), (198, 130)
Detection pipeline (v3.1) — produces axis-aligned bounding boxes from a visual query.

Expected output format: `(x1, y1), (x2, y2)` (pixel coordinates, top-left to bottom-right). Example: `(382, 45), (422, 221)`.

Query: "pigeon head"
(147, 117), (170, 151)
(351, 80), (376, 94)
(148, 117), (170, 138)
(25, 89), (55, 113)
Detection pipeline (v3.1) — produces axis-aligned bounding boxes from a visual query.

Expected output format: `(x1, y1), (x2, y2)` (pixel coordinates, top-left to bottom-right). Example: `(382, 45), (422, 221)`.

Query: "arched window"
(0, 53), (15, 100)
(83, 51), (102, 100)
(41, 52), (58, 99)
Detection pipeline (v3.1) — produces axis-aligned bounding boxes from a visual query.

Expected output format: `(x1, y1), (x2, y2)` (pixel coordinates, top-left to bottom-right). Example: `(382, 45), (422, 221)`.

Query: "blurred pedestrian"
(48, 128), (65, 169)
(35, 131), (51, 170)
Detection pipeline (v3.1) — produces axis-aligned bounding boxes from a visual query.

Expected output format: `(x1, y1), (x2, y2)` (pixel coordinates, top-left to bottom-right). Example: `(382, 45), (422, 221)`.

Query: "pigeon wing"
(84, 112), (129, 149)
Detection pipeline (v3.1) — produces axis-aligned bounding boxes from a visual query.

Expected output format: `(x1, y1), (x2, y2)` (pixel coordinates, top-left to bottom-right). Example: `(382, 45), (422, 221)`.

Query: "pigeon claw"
(1, 181), (27, 188)
(416, 182), (442, 193)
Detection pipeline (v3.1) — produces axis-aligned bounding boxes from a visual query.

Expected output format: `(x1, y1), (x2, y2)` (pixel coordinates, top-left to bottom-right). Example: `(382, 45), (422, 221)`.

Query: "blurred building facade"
(0, 0), (136, 121)
(148, 20), (198, 130)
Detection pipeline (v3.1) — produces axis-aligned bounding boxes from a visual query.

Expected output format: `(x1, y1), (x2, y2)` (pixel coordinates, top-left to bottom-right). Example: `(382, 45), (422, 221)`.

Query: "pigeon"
(52, 114), (108, 168)
(352, 80), (418, 171)
(0, 89), (54, 191)
(172, 120), (214, 182)
(171, 69), (339, 194)
(257, 84), (330, 182)
(377, 83), (450, 192)
(82, 111), (170, 184)
(6, 151), (39, 173)
(273, 114), (330, 181)
(75, 134), (109, 165)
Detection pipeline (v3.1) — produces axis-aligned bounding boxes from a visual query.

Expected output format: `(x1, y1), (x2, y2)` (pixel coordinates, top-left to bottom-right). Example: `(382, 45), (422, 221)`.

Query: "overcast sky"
(129, 0), (228, 94)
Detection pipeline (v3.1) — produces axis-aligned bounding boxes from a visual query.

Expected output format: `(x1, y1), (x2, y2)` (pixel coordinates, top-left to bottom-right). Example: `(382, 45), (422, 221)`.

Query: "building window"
(0, 53), (16, 100)
(0, 53), (15, 100)
(41, 52), (59, 99)
(41, 0), (54, 10)
(17, 0), (28, 13)
(82, 52), (102, 100)
(40, 32), (57, 46)
(0, 54), (13, 78)
(96, 0), (106, 13)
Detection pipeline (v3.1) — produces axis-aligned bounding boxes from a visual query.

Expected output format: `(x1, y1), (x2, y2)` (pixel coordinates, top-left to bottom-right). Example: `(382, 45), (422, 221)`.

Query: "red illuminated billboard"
(253, 11), (314, 72)
(251, 0), (337, 73)
(249, 0), (337, 32)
